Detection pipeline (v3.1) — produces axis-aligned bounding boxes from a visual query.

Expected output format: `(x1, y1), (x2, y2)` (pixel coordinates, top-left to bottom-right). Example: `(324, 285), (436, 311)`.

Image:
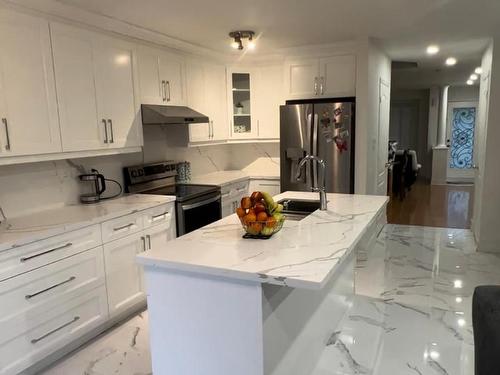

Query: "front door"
(446, 101), (478, 183)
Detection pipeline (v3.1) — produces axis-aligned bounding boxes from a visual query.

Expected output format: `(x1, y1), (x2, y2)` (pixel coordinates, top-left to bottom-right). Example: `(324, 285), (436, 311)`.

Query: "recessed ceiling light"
(426, 45), (440, 55)
(475, 67), (483, 74)
(445, 57), (457, 66)
(466, 80), (474, 85)
(470, 74), (478, 81)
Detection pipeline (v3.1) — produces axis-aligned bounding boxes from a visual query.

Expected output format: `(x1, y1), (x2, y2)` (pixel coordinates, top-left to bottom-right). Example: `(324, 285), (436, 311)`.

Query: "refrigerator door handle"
(312, 113), (319, 189)
(314, 77), (318, 95)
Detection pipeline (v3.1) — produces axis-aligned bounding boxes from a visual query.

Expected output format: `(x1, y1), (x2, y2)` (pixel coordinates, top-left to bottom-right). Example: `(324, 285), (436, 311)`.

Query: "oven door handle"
(180, 194), (221, 211)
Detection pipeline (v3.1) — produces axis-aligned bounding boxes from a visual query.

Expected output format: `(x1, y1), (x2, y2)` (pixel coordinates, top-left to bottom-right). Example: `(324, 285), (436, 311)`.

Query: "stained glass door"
(446, 102), (478, 182)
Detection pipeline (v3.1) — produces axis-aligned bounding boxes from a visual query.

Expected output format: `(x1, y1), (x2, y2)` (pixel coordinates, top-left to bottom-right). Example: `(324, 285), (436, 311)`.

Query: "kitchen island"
(137, 191), (388, 375)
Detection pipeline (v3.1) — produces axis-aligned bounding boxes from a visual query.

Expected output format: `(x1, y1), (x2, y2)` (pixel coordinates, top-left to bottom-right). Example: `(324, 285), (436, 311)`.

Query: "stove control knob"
(131, 170), (138, 178)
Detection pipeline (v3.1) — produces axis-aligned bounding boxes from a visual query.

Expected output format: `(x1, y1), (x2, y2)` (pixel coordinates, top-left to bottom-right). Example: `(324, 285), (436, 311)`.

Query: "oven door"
(176, 193), (222, 236)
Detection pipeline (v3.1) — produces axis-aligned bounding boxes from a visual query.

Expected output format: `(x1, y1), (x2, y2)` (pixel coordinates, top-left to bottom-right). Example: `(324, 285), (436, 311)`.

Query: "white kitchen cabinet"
(220, 180), (250, 218)
(227, 67), (258, 139)
(254, 65), (283, 139)
(320, 55), (356, 97)
(249, 178), (281, 197)
(0, 10), (61, 156)
(51, 22), (141, 152)
(144, 221), (172, 252)
(137, 46), (185, 106)
(103, 232), (146, 317)
(187, 61), (228, 143)
(285, 55), (356, 99)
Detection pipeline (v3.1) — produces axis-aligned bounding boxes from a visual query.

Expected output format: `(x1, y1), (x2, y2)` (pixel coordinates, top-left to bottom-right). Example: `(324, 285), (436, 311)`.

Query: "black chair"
(473, 286), (500, 374)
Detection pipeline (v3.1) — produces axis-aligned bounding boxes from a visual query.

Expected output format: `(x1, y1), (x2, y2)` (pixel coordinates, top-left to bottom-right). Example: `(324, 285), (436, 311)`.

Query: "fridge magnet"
(334, 129), (349, 152)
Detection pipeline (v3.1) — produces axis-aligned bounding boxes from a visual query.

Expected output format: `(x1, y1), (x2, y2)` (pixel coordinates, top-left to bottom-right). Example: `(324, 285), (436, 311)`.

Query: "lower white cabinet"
(144, 221), (172, 252)
(0, 287), (108, 375)
(103, 232), (146, 317)
(249, 179), (281, 197)
(221, 180), (250, 218)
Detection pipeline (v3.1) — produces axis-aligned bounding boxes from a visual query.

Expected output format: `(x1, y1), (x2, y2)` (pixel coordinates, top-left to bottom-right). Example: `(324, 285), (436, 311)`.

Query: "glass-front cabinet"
(227, 68), (258, 138)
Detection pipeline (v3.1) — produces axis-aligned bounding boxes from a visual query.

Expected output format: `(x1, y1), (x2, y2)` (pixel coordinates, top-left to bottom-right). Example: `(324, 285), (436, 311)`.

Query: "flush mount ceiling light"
(475, 67), (483, 74)
(229, 31), (255, 50)
(426, 45), (440, 55)
(445, 57), (457, 66)
(466, 80), (474, 85)
(470, 73), (478, 81)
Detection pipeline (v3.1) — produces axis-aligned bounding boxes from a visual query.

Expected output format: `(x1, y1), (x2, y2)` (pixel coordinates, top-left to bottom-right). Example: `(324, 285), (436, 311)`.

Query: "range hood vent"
(141, 104), (209, 125)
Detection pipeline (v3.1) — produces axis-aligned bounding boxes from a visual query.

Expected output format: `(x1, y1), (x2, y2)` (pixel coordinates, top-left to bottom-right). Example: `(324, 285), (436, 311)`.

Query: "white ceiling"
(48, 0), (498, 82)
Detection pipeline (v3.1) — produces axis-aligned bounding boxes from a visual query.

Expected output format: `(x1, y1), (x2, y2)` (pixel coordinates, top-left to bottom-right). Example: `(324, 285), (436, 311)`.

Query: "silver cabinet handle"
(146, 234), (151, 250)
(141, 236), (146, 252)
(320, 77), (324, 95)
(20, 243), (72, 263)
(161, 80), (166, 102)
(31, 316), (80, 344)
(166, 80), (171, 102)
(113, 223), (135, 232)
(108, 119), (114, 143)
(152, 212), (169, 221)
(102, 119), (108, 143)
(25, 276), (76, 300)
(314, 77), (318, 95)
(2, 118), (10, 150)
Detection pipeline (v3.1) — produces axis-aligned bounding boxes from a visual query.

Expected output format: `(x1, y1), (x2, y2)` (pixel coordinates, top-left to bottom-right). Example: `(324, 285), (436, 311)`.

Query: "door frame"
(376, 78), (391, 195)
(446, 101), (478, 183)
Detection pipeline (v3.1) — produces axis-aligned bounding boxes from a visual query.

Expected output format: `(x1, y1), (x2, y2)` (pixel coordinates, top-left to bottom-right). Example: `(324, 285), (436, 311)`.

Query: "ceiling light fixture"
(475, 67), (483, 75)
(466, 80), (474, 85)
(229, 31), (255, 51)
(470, 73), (478, 81)
(445, 57), (457, 66)
(426, 45), (440, 55)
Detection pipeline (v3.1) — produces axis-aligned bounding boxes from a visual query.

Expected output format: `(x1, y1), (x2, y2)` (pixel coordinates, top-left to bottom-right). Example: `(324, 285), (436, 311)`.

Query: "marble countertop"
(137, 191), (388, 290)
(0, 194), (175, 252)
(189, 170), (279, 187)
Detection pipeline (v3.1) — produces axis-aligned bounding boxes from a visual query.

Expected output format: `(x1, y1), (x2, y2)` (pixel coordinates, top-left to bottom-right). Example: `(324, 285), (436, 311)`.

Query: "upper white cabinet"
(137, 46), (185, 106)
(253, 65), (283, 139)
(227, 67), (258, 139)
(285, 55), (356, 99)
(0, 10), (61, 156)
(51, 22), (141, 152)
(186, 60), (228, 143)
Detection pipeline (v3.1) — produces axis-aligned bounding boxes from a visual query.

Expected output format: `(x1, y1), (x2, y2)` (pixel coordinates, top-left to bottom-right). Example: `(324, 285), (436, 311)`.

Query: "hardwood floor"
(387, 181), (474, 229)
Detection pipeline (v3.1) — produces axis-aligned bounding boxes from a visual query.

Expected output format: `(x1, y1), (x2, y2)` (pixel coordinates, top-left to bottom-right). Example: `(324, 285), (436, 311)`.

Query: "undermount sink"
(277, 199), (321, 221)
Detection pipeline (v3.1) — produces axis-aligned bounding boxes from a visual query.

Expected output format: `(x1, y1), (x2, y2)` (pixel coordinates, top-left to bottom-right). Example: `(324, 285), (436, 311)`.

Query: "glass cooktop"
(143, 184), (220, 202)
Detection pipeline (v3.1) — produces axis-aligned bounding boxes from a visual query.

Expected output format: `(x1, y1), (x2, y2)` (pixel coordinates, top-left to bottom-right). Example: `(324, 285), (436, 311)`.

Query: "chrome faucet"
(295, 154), (328, 210)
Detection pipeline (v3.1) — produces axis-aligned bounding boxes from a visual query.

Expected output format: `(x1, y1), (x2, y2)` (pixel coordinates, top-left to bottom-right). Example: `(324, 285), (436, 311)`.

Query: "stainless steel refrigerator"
(280, 99), (355, 193)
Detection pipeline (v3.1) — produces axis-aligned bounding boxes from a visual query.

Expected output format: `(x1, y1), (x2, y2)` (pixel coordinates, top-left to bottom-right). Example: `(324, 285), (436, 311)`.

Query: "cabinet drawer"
(0, 287), (108, 375)
(0, 224), (101, 282)
(233, 181), (249, 196)
(101, 212), (143, 243)
(143, 203), (175, 229)
(0, 247), (105, 323)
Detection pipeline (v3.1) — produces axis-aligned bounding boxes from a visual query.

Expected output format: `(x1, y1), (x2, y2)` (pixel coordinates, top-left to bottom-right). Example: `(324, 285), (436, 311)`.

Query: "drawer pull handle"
(146, 234), (151, 250)
(25, 276), (76, 300)
(259, 183), (280, 187)
(236, 187), (247, 192)
(20, 243), (73, 263)
(31, 316), (80, 344)
(113, 223), (135, 232)
(151, 212), (169, 221)
(221, 192), (230, 198)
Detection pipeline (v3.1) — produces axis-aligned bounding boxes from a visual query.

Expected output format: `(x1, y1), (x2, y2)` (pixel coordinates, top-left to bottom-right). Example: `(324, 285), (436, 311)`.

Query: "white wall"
(355, 39), (391, 194)
(448, 85), (480, 102)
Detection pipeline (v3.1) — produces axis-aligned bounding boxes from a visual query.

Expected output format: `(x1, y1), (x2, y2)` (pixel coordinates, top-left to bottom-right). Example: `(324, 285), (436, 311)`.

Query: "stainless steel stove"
(124, 161), (221, 236)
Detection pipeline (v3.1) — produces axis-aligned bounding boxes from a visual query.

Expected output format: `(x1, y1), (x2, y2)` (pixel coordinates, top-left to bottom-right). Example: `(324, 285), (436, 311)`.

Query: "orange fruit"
(236, 207), (246, 218)
(257, 212), (268, 222)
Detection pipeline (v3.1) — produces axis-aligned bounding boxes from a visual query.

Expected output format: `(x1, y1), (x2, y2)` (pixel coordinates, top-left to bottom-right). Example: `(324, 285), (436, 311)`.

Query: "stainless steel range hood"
(141, 104), (209, 125)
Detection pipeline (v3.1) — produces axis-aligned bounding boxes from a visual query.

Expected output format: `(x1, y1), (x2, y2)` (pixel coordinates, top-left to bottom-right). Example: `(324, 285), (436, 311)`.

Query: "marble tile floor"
(40, 224), (499, 375)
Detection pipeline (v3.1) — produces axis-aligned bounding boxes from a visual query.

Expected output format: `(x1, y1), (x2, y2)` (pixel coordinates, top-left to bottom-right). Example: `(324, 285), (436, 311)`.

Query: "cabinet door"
(254, 65), (283, 139)
(228, 68), (258, 139)
(320, 55), (356, 97)
(94, 37), (141, 148)
(51, 23), (103, 151)
(144, 221), (172, 252)
(159, 50), (186, 106)
(103, 233), (146, 317)
(137, 46), (163, 105)
(284, 59), (319, 99)
(205, 63), (228, 141)
(0, 11), (61, 156)
(186, 61), (210, 142)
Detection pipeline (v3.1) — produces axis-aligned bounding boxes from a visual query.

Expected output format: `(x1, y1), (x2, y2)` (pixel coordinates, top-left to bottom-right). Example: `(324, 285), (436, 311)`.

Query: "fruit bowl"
(236, 191), (286, 239)
(239, 216), (285, 239)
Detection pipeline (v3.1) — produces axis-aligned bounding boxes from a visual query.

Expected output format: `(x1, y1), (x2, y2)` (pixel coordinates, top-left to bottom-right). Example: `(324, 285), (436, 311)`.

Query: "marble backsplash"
(0, 126), (279, 218)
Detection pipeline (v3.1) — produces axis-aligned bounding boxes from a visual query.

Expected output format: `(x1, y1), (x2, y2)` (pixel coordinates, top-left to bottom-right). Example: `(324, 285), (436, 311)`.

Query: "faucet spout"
(295, 154), (328, 210)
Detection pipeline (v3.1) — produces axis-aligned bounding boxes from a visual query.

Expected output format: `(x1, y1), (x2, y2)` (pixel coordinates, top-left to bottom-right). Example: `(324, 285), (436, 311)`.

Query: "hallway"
(387, 181), (474, 229)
